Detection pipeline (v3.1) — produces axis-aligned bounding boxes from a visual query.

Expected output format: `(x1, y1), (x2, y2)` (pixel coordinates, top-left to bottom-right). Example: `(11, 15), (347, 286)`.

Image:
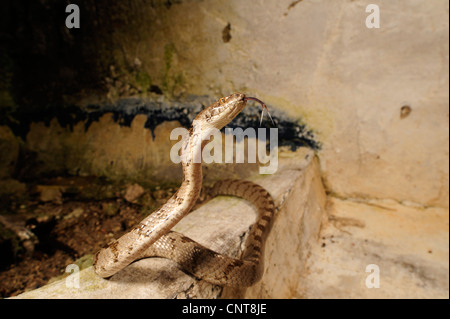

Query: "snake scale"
(93, 93), (276, 287)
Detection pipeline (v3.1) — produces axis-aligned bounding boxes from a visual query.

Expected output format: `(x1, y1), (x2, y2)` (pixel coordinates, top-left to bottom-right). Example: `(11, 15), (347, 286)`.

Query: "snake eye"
(220, 98), (225, 104)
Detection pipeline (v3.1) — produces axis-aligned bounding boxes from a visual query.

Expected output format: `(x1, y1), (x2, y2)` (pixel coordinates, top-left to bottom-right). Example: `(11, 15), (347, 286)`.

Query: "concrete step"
(14, 147), (328, 298)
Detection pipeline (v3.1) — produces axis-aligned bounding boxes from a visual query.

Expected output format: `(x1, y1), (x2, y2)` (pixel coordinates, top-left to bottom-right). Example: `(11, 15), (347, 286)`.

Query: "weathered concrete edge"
(241, 154), (328, 298)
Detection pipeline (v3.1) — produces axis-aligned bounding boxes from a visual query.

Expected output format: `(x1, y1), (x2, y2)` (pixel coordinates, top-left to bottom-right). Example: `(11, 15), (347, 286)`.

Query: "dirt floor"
(0, 176), (175, 298)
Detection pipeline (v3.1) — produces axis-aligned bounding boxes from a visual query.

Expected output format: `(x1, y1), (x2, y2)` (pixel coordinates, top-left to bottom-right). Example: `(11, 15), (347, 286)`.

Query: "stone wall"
(1, 0), (448, 205)
(122, 0), (447, 207)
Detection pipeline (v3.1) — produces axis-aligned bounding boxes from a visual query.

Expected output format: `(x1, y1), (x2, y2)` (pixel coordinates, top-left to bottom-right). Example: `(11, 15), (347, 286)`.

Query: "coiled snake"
(93, 93), (275, 287)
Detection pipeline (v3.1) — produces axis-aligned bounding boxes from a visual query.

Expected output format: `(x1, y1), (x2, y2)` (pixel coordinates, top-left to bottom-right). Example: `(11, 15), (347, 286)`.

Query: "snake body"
(93, 93), (275, 287)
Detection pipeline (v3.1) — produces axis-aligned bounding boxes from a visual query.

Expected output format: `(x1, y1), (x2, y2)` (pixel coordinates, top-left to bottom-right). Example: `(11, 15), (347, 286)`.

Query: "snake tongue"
(265, 106), (275, 126)
(260, 108), (264, 126)
(244, 97), (275, 127)
(260, 105), (275, 126)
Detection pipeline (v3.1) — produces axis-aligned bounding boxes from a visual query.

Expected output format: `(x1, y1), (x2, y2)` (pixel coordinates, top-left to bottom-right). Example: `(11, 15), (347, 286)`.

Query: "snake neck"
(164, 128), (206, 214)
(177, 161), (202, 211)
(174, 125), (212, 209)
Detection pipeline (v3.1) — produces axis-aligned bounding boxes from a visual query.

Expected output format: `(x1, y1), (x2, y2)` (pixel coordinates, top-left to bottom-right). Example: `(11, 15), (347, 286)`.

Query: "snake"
(93, 93), (276, 287)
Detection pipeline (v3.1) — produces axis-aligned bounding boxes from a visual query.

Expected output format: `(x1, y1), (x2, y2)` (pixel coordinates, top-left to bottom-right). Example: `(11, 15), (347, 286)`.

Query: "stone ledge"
(13, 147), (327, 299)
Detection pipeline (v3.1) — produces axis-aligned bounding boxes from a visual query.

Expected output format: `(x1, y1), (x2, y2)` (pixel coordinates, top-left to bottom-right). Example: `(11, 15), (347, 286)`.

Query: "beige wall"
(122, 0), (448, 207)
(2, 0), (448, 208)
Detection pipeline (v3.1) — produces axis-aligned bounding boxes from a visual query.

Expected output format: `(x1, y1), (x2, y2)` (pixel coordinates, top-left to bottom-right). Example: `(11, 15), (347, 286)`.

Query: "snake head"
(196, 93), (274, 132)
(196, 93), (248, 131)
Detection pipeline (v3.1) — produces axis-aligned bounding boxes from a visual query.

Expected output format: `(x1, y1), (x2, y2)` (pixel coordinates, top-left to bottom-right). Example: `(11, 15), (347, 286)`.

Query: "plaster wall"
(95, 0), (449, 207)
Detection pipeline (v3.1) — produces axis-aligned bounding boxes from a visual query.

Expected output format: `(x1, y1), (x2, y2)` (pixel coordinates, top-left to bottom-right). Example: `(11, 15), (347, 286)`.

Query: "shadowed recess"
(3, 96), (321, 151)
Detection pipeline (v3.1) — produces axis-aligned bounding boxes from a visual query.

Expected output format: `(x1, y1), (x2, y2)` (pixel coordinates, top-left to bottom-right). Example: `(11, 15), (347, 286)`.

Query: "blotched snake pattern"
(93, 93), (275, 287)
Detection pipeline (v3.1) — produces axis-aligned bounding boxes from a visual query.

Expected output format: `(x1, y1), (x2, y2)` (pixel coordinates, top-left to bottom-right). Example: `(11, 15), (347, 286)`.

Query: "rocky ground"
(0, 176), (175, 298)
